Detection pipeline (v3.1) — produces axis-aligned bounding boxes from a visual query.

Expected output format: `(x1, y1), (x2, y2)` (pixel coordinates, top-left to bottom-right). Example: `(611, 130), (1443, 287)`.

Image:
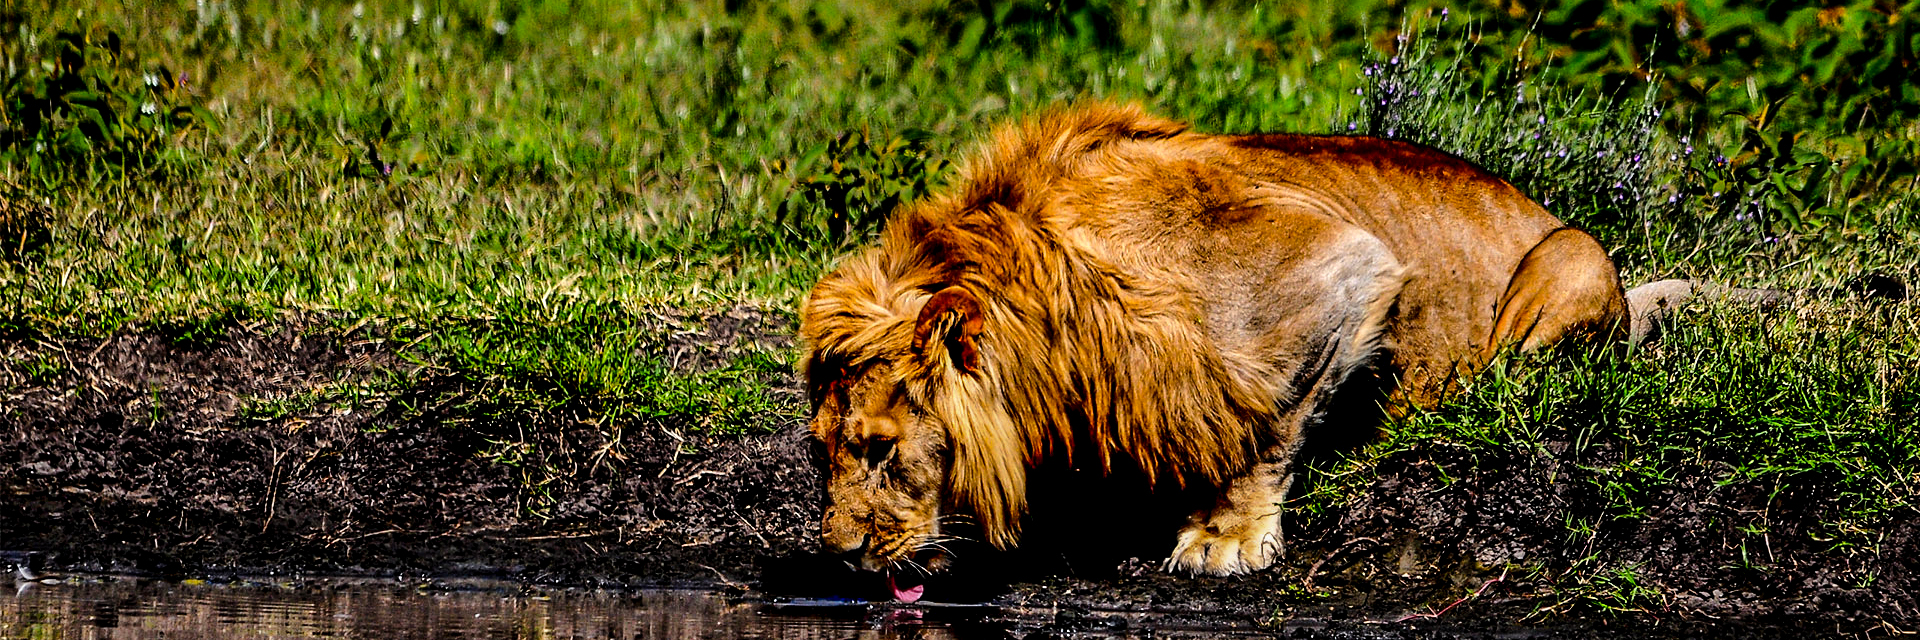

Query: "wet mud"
(1, 310), (1912, 637)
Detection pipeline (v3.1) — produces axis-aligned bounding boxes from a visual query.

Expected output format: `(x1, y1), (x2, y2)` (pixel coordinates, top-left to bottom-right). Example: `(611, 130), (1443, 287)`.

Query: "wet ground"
(1, 308), (1914, 637)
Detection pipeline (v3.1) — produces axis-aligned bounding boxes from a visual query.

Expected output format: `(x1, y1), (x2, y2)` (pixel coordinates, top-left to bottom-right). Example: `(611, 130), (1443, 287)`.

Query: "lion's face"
(811, 359), (954, 572)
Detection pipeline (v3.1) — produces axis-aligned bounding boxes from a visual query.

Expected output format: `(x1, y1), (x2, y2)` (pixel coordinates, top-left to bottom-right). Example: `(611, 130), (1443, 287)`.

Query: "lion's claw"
(1159, 522), (1282, 576)
(1165, 511), (1282, 576)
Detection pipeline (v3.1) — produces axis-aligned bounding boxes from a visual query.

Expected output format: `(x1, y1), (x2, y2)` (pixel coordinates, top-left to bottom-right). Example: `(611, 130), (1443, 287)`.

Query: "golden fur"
(801, 103), (1627, 576)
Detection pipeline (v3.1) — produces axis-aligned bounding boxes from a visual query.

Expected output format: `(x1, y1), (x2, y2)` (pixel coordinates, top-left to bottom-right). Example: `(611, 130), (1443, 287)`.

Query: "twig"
(738, 514), (770, 547)
(260, 445), (286, 533)
(86, 338), (111, 361)
(694, 563), (747, 590)
(657, 429), (687, 478)
(516, 530), (612, 541)
(672, 468), (727, 488)
(1302, 536), (1378, 589)
(1395, 568), (1507, 623)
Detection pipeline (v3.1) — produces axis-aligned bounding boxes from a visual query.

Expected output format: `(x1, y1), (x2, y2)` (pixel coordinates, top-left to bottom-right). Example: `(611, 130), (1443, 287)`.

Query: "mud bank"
(1, 311), (1911, 636)
(0, 309), (818, 586)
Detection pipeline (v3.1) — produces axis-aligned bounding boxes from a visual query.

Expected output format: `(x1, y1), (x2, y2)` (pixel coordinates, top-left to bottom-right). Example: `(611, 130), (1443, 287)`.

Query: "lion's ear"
(912, 286), (985, 374)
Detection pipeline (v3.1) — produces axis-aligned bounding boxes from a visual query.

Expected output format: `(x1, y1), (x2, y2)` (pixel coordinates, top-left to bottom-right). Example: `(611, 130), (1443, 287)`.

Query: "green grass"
(1296, 298), (1920, 615)
(4, 1), (1914, 329)
(3, 0), (1918, 616)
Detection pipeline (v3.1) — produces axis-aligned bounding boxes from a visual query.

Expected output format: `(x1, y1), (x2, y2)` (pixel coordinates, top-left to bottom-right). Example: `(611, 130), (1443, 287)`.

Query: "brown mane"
(800, 104), (1281, 548)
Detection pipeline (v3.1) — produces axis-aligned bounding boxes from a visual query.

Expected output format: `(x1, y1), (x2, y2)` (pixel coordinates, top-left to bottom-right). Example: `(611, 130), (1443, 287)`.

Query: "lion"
(798, 103), (1644, 580)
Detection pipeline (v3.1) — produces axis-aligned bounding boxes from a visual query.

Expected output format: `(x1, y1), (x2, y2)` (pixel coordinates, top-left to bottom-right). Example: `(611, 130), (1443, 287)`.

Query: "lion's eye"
(865, 436), (896, 467)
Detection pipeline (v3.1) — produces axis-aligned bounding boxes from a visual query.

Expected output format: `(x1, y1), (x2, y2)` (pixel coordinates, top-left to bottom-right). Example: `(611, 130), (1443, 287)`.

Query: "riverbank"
(4, 307), (1913, 636)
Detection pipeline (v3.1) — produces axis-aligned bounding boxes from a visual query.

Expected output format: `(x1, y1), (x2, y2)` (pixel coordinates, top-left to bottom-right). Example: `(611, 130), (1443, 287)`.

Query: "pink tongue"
(887, 575), (925, 603)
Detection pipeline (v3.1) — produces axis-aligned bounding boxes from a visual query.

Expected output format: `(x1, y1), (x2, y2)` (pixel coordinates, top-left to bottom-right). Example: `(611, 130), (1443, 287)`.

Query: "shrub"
(776, 129), (950, 247)
(0, 26), (214, 176)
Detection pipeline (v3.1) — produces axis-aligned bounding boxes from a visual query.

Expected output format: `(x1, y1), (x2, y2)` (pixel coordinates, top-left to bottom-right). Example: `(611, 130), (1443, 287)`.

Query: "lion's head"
(803, 279), (1018, 572)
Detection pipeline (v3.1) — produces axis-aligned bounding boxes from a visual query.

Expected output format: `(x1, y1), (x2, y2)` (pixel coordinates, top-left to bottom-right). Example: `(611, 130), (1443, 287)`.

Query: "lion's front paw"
(1164, 505), (1282, 576)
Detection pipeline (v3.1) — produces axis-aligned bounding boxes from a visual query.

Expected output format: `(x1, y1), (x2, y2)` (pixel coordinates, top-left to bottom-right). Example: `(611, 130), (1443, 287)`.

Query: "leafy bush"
(1340, 10), (1919, 277)
(776, 129), (950, 247)
(926, 0), (1122, 56)
(1342, 24), (1665, 252)
(1389, 0), (1920, 271)
(0, 26), (214, 176)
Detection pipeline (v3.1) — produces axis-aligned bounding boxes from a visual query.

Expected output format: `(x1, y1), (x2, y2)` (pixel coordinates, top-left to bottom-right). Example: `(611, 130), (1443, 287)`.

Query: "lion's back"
(1044, 131), (1570, 401)
(1214, 134), (1570, 398)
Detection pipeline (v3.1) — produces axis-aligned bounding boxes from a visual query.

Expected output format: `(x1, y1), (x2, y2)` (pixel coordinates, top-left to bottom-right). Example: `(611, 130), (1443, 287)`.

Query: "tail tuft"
(1845, 273), (1907, 302)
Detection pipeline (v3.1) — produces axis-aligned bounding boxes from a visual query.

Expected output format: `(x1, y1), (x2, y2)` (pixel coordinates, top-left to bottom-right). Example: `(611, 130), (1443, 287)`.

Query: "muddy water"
(0, 576), (1311, 640)
(6, 574), (1610, 639)
(0, 578), (998, 640)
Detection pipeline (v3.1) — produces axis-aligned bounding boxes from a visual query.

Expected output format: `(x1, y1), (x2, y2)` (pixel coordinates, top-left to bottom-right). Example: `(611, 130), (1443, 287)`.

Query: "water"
(0, 576), (1292, 639)
(1, 577), (956, 639)
(5, 574), (1605, 639)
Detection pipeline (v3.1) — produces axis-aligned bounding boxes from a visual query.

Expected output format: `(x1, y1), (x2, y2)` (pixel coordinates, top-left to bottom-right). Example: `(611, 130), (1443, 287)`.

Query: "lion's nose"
(821, 522), (867, 557)
(823, 530), (868, 555)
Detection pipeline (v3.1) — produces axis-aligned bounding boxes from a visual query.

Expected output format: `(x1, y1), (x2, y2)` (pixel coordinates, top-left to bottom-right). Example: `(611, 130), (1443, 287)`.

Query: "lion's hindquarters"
(1485, 227), (1628, 357)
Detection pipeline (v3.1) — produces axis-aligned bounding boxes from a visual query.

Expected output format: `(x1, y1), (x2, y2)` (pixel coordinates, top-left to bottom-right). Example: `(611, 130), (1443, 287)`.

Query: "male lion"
(799, 103), (1639, 579)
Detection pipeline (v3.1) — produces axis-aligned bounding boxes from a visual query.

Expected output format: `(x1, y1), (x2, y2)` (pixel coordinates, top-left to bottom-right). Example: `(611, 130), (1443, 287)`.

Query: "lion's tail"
(1625, 273), (1908, 345)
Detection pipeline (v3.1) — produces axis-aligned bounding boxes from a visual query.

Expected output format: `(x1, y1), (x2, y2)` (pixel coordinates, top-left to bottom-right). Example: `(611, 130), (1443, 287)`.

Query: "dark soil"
(2, 309), (1913, 637)
(0, 308), (818, 586)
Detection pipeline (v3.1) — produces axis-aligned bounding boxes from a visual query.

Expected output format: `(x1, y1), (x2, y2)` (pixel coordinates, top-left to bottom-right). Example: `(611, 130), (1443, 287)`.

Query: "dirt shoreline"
(2, 311), (1911, 636)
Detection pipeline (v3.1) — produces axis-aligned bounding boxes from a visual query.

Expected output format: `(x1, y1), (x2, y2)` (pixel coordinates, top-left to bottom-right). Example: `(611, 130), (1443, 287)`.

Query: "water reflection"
(0, 578), (981, 640)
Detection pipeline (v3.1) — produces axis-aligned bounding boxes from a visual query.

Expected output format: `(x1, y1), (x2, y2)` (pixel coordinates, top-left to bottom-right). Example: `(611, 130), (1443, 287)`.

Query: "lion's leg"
(1165, 447), (1297, 576)
(1485, 227), (1628, 356)
(1166, 226), (1405, 577)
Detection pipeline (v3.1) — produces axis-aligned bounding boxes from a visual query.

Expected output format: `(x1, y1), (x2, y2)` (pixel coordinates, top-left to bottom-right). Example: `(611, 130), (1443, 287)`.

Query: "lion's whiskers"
(936, 514), (978, 526)
(899, 556), (932, 577)
(917, 526), (967, 541)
